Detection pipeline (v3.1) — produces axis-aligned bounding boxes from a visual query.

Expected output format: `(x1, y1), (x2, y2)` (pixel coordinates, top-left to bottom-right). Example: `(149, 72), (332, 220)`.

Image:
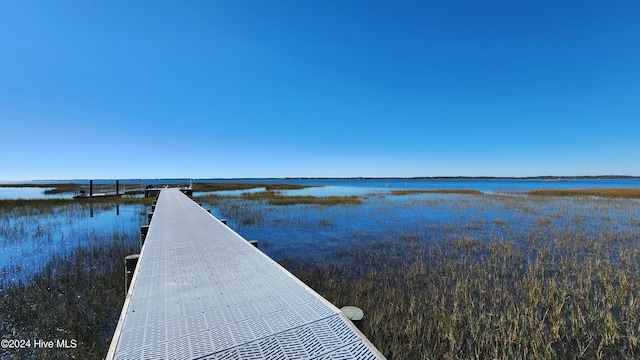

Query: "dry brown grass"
(193, 182), (314, 192)
(281, 228), (640, 359)
(528, 188), (640, 199)
(241, 191), (363, 206)
(391, 189), (484, 195)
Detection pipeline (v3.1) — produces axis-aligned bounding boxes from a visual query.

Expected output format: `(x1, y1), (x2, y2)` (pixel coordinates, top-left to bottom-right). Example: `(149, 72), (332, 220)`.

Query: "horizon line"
(2, 175), (640, 184)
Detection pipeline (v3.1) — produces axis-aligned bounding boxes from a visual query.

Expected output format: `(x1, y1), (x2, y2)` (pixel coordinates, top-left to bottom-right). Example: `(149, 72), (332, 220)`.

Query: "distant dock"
(73, 180), (133, 199)
(72, 180), (193, 199)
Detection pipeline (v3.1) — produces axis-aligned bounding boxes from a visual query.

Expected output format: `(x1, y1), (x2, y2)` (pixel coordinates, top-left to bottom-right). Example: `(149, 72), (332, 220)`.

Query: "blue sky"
(1, 1), (639, 180)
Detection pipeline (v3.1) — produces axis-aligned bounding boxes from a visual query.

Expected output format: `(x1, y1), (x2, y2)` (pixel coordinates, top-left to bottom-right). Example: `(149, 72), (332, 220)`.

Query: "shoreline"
(2, 175), (640, 185)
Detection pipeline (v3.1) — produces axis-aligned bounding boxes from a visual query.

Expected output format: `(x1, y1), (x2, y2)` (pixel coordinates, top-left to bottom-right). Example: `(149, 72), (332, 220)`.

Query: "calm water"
(5, 178), (640, 199)
(0, 203), (144, 285)
(200, 181), (640, 261)
(0, 187), (74, 200)
(2, 178), (640, 285)
(200, 178), (640, 195)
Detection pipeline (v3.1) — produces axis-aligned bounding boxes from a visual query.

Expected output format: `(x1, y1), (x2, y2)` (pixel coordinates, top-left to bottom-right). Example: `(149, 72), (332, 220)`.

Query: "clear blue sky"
(1, 1), (639, 181)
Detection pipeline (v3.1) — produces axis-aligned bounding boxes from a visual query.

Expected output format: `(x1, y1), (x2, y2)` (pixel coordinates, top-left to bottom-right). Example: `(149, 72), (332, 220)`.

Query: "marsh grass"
(269, 192), (640, 359)
(390, 189), (484, 195)
(42, 184), (84, 195)
(0, 196), (154, 212)
(197, 191), (362, 207)
(0, 198), (147, 281)
(0, 196), (146, 359)
(529, 188), (640, 199)
(280, 226), (640, 359)
(193, 182), (314, 192)
(0, 198), (77, 211)
(3, 189), (640, 359)
(0, 230), (138, 359)
(243, 191), (363, 206)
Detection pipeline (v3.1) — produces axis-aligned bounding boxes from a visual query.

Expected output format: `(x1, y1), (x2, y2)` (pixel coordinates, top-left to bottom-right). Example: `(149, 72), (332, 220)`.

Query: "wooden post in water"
(116, 180), (119, 195)
(124, 254), (140, 295)
(140, 225), (149, 247)
(90, 179), (93, 198)
(341, 306), (364, 332)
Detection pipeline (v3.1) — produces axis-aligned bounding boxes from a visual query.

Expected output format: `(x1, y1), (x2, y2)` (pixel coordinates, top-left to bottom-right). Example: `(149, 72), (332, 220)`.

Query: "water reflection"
(193, 187), (266, 197)
(0, 204), (144, 285)
(203, 192), (640, 262)
(0, 187), (74, 200)
(280, 186), (384, 197)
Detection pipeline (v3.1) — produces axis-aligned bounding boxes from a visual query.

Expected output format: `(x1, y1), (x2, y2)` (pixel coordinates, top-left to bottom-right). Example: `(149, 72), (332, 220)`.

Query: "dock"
(106, 188), (384, 359)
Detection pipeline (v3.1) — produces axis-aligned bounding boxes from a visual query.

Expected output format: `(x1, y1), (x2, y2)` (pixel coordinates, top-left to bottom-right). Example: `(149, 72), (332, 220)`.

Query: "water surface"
(2, 178), (640, 285)
(0, 203), (144, 285)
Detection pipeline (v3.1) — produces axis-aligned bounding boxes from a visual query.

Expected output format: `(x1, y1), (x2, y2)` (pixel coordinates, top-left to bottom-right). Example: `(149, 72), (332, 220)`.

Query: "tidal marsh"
(280, 225), (640, 359)
(192, 182), (314, 192)
(239, 191), (363, 206)
(529, 188), (640, 199)
(0, 231), (138, 359)
(2, 186), (640, 359)
(201, 189), (640, 359)
(390, 189), (484, 195)
(1, 197), (145, 358)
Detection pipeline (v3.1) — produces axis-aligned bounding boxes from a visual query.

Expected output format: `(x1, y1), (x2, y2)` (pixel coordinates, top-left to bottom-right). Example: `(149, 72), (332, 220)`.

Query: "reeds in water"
(281, 228), (640, 359)
(0, 231), (138, 359)
(529, 188), (640, 199)
(390, 189), (484, 196)
(193, 182), (313, 192)
(2, 189), (639, 359)
(240, 192), (362, 206)
(277, 194), (640, 359)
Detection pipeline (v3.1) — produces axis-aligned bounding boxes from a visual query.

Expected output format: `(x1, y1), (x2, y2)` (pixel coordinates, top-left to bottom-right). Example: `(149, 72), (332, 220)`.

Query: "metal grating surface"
(107, 188), (384, 359)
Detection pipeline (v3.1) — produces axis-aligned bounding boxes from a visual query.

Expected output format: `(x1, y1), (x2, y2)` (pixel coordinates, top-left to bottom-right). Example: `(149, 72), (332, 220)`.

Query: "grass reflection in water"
(1, 188), (640, 359)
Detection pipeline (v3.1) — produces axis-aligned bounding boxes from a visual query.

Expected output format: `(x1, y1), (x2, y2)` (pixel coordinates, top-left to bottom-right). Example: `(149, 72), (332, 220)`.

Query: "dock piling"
(124, 254), (140, 294)
(341, 306), (364, 332)
(140, 225), (150, 247)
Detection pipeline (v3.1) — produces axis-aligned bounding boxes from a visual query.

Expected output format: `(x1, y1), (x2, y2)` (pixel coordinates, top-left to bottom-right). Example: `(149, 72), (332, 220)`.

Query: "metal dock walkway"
(106, 188), (384, 359)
